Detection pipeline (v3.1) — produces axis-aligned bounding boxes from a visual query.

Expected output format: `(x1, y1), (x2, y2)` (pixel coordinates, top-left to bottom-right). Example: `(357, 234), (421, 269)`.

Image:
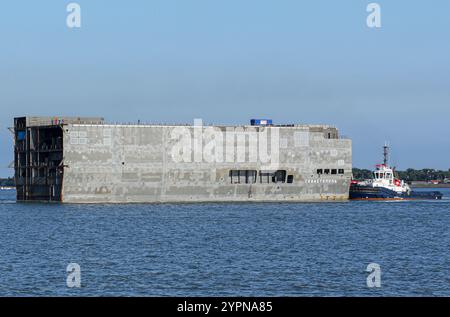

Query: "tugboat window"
(317, 169), (323, 174)
(287, 175), (294, 183)
(331, 169), (337, 175)
(338, 169), (344, 174)
(324, 169), (330, 174)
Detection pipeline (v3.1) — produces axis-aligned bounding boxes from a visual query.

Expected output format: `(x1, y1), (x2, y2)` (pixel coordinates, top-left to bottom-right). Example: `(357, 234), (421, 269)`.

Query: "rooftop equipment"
(250, 119), (273, 126)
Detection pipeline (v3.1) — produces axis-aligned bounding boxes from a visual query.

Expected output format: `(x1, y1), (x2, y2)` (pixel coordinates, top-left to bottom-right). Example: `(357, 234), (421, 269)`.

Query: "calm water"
(0, 189), (449, 296)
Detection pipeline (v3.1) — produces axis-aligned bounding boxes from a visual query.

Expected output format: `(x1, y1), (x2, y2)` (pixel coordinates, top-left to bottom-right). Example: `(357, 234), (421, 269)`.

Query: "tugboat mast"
(383, 143), (389, 166)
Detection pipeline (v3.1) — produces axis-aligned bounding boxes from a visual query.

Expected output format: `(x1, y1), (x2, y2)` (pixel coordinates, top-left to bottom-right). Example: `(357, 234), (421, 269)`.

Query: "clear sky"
(0, 0), (449, 177)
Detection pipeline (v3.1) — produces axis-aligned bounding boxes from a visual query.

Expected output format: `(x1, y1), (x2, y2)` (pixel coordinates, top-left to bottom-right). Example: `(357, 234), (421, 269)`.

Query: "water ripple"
(0, 189), (449, 296)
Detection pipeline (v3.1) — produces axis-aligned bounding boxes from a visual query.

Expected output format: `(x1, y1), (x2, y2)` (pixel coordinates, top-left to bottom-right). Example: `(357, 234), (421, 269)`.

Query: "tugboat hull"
(349, 184), (443, 200)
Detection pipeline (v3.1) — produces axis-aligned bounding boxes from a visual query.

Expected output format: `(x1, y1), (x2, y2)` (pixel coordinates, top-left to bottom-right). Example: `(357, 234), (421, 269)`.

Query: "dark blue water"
(0, 189), (449, 296)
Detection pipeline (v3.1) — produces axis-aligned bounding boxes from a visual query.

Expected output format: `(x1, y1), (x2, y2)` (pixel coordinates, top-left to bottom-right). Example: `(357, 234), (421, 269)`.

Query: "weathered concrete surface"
(62, 124), (352, 203)
(26, 116), (104, 127)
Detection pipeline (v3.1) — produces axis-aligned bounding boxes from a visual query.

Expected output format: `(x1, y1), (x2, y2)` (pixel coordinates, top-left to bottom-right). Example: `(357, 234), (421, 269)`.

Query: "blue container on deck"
(250, 119), (273, 126)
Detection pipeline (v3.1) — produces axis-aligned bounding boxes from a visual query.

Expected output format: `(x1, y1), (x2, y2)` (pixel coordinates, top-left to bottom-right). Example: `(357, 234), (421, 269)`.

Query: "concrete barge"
(13, 116), (352, 203)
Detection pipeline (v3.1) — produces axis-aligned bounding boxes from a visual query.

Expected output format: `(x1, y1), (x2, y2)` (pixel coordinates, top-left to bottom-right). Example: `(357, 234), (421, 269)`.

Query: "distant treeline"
(353, 168), (450, 182)
(0, 177), (14, 187)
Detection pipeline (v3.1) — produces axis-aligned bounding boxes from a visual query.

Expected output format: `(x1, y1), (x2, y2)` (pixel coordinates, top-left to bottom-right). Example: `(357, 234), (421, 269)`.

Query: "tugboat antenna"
(383, 142), (389, 166)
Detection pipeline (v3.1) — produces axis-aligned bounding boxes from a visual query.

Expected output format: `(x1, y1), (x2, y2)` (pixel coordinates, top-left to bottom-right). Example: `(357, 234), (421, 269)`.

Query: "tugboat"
(350, 145), (443, 200)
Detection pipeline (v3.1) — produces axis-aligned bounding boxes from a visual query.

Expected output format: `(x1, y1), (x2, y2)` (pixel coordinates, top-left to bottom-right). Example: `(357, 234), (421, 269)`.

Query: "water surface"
(0, 189), (449, 296)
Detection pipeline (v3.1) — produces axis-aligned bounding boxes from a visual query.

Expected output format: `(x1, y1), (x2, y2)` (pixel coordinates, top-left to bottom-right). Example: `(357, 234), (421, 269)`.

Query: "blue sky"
(0, 0), (449, 177)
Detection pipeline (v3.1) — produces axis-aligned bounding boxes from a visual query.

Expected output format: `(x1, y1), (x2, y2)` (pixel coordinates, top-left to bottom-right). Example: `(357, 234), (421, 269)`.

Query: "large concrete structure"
(13, 116), (352, 203)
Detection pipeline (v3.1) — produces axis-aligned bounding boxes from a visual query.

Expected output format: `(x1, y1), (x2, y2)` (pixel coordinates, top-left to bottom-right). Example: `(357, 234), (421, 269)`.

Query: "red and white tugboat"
(350, 145), (443, 200)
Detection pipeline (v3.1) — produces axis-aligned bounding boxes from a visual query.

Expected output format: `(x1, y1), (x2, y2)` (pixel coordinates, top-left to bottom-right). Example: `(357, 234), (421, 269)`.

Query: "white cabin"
(372, 164), (410, 194)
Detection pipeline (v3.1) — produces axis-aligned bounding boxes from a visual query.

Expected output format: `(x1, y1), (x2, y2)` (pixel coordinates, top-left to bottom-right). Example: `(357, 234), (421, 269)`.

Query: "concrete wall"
(25, 116), (104, 127)
(62, 124), (352, 203)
